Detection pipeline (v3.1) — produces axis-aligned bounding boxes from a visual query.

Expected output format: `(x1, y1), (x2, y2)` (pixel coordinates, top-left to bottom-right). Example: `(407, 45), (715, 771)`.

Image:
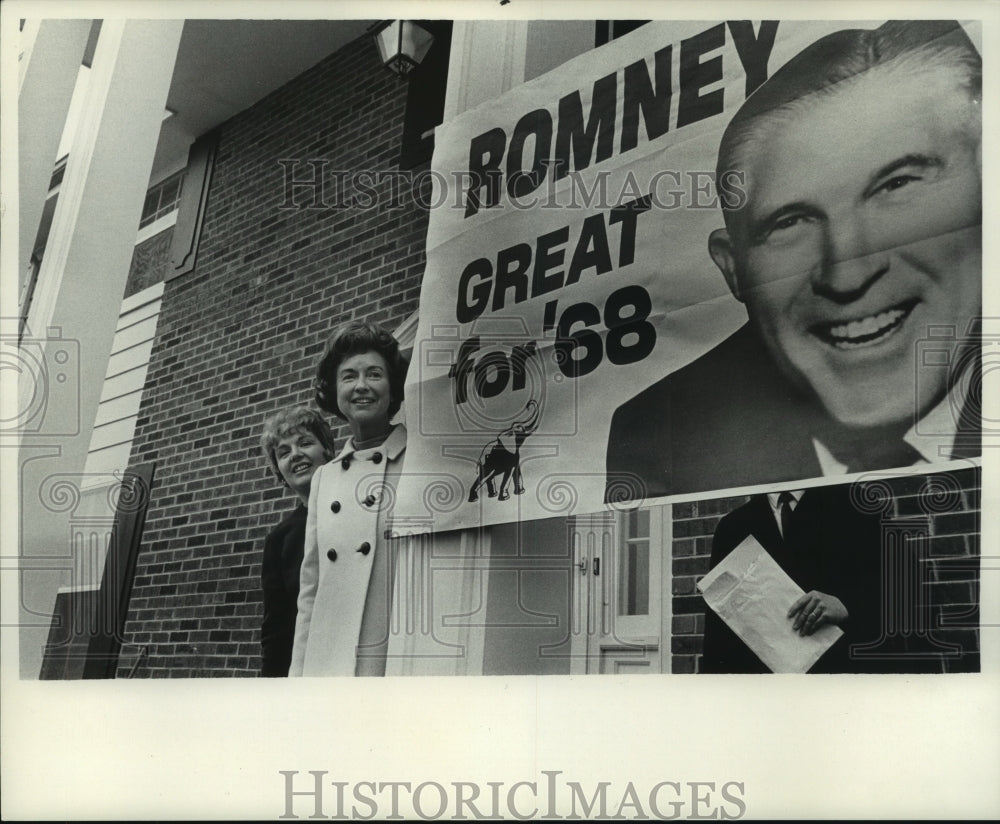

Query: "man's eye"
(763, 213), (808, 238)
(876, 174), (919, 194)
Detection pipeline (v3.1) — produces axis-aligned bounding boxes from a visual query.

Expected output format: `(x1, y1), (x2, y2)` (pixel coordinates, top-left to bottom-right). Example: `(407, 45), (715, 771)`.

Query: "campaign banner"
(392, 19), (982, 534)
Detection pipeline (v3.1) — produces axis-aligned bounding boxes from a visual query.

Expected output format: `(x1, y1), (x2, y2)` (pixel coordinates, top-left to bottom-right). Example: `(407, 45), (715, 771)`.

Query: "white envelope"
(697, 535), (843, 673)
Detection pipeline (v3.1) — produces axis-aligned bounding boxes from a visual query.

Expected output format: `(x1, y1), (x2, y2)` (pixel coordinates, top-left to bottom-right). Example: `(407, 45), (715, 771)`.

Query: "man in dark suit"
(605, 20), (981, 503)
(700, 484), (944, 674)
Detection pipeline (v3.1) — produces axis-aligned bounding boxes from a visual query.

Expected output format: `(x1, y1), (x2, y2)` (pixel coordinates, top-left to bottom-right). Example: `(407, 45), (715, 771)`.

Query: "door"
(570, 505), (671, 674)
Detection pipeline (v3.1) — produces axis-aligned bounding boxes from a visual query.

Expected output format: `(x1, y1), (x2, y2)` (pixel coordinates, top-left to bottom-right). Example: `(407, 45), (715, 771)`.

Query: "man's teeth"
(825, 306), (908, 346)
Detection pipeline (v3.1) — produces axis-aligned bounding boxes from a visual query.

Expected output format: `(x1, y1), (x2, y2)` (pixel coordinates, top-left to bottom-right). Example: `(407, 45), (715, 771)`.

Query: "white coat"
(289, 424), (406, 676)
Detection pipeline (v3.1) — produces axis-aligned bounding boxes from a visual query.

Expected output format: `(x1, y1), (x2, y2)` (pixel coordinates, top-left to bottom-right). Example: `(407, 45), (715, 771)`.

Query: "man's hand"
(787, 591), (848, 636)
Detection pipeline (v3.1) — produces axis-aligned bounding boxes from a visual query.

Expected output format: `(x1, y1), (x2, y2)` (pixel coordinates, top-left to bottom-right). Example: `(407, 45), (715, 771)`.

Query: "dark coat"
(605, 324), (981, 502)
(605, 325), (822, 502)
(700, 486), (944, 674)
(259, 503), (307, 677)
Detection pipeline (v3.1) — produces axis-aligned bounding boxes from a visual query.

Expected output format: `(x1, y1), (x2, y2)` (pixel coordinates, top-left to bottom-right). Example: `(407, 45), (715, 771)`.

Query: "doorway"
(569, 505), (671, 673)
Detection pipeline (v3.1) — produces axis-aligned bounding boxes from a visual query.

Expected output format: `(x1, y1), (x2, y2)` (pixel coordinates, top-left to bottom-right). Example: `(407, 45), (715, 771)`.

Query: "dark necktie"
(778, 491), (796, 548)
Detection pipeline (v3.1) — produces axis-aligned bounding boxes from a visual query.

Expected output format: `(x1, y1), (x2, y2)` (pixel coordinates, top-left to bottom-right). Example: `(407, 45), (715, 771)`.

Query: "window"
(138, 169), (184, 228)
(19, 253), (42, 342)
(48, 155), (68, 191)
(618, 508), (650, 616)
(595, 21), (649, 48)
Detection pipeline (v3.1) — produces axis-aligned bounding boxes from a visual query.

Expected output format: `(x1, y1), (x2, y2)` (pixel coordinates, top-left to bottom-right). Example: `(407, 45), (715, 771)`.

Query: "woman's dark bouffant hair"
(314, 321), (407, 420)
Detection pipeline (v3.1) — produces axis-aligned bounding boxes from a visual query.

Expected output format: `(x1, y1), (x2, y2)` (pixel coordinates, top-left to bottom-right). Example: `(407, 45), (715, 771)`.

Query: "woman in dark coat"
(258, 405), (335, 676)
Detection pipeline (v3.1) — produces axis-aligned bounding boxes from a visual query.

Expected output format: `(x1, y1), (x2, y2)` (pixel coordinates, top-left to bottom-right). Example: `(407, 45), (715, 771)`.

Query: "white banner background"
(394, 19), (977, 533)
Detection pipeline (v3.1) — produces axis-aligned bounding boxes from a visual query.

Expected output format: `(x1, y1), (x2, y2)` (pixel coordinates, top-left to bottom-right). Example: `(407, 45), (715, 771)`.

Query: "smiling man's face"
(709, 65), (981, 428)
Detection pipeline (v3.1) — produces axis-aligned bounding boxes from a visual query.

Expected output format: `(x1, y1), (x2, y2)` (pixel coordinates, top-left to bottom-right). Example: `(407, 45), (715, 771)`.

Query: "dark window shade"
(595, 20), (649, 48)
(168, 129), (218, 281)
(397, 21), (453, 170)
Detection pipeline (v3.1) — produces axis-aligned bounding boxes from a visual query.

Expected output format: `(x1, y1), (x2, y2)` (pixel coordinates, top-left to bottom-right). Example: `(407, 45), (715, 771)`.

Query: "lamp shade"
(372, 20), (435, 77)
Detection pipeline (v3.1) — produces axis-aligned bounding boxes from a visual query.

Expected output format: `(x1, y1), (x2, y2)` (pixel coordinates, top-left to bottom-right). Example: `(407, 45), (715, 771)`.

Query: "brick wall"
(671, 468), (981, 674)
(119, 34), (430, 677)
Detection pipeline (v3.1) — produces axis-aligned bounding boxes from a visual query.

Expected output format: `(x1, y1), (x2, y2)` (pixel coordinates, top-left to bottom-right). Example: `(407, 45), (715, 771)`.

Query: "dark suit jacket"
(260, 504), (307, 677)
(605, 324), (981, 502)
(605, 325), (822, 501)
(700, 487), (943, 674)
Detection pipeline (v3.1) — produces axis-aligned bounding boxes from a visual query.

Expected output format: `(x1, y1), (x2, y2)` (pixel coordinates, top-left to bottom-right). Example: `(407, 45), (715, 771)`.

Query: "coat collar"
(334, 423), (407, 463)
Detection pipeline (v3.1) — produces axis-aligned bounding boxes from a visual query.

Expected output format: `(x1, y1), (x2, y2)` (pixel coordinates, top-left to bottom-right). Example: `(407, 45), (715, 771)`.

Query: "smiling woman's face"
(274, 429), (328, 499)
(336, 350), (393, 441)
(711, 66), (981, 428)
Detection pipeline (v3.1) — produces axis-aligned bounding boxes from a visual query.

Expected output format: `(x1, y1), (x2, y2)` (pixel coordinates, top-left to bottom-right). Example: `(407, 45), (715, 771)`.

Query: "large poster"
(394, 19), (982, 533)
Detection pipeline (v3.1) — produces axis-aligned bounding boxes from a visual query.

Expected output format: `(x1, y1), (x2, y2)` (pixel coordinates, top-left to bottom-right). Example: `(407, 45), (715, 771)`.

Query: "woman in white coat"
(289, 321), (407, 677)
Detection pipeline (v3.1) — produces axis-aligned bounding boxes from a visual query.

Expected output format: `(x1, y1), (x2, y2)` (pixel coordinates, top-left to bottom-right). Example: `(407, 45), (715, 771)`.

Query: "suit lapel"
(951, 350), (981, 459)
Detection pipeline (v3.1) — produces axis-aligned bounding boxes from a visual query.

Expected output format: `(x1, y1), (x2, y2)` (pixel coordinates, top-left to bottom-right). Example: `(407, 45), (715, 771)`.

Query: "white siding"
(81, 281), (163, 484)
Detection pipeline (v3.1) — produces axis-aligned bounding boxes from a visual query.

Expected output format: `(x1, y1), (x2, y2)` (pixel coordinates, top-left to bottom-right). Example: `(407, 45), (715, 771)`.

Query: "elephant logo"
(467, 400), (541, 503)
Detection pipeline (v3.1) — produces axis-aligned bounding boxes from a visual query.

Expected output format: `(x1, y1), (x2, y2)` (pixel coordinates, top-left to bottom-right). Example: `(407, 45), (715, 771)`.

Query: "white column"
(17, 19), (92, 284)
(524, 20), (595, 82)
(443, 20), (528, 120)
(443, 20), (593, 117)
(16, 19), (184, 678)
(432, 20), (596, 675)
(387, 531), (492, 676)
(423, 20), (593, 676)
(416, 20), (534, 675)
